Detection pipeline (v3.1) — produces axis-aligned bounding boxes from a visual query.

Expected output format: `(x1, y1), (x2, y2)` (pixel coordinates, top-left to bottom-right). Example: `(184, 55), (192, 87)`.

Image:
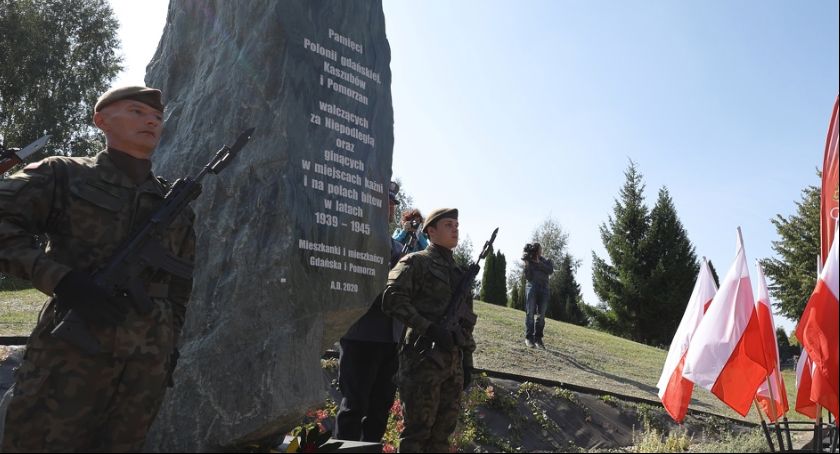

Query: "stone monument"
(143, 1), (393, 450)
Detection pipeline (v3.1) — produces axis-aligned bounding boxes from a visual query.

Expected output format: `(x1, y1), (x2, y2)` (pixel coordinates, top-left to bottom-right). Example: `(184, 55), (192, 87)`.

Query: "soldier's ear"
(93, 111), (109, 131)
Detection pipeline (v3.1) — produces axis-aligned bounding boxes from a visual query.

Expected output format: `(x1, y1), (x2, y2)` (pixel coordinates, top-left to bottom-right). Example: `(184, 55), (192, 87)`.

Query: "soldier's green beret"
(95, 86), (164, 112)
(422, 208), (458, 233)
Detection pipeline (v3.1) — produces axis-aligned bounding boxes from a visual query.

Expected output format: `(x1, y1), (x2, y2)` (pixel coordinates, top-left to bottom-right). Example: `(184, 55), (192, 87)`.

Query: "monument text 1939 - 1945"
(143, 1), (392, 450)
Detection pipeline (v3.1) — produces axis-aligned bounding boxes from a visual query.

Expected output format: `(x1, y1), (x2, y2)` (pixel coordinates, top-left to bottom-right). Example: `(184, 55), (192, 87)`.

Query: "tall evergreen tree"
(640, 188), (699, 346)
(480, 245), (496, 303)
(508, 274), (526, 310)
(552, 255), (588, 326)
(589, 163), (700, 345)
(590, 161), (651, 341)
(493, 250), (508, 306)
(509, 281), (519, 308)
(1, 0), (122, 159)
(707, 259), (721, 288)
(760, 184), (821, 320)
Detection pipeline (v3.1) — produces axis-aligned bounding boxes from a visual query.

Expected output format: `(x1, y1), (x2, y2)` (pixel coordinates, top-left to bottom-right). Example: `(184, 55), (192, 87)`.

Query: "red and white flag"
(657, 259), (717, 423)
(754, 263), (789, 421)
(683, 229), (770, 416)
(795, 350), (817, 419)
(820, 96), (838, 265)
(795, 220), (839, 420)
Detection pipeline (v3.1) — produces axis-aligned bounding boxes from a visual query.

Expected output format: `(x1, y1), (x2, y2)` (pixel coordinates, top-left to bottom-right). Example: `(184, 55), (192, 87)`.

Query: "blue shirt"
(392, 228), (429, 253)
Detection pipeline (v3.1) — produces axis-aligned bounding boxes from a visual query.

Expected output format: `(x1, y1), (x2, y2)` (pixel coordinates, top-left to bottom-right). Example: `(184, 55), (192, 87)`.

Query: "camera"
(410, 219), (421, 230)
(522, 243), (539, 260)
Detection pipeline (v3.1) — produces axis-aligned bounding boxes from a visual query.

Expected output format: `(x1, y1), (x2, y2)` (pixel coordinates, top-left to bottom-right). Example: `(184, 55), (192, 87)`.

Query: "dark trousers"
(335, 338), (399, 442)
(525, 283), (549, 341)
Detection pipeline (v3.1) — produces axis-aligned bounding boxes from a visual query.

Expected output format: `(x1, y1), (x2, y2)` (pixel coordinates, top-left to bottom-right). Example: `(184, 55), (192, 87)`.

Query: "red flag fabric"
(795, 221), (839, 420)
(795, 350), (817, 419)
(657, 260), (717, 422)
(683, 229), (770, 416)
(754, 263), (789, 421)
(821, 96), (839, 265)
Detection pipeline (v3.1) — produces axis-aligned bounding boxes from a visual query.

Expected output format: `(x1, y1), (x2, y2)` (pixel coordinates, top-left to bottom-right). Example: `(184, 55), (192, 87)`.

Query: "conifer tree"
(480, 245), (496, 303)
(590, 161), (651, 341)
(761, 184), (821, 320)
(490, 250), (508, 306)
(707, 260), (721, 288)
(590, 163), (699, 345)
(640, 188), (699, 345)
(552, 255), (588, 326)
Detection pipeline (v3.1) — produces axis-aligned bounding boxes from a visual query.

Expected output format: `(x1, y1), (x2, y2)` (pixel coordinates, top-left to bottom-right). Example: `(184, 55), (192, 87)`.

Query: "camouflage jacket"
(382, 243), (476, 368)
(0, 150), (195, 352)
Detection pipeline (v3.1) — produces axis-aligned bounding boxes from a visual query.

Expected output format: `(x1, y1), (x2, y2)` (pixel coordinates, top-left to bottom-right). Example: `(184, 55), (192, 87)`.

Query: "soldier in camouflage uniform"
(382, 208), (475, 453)
(0, 86), (195, 452)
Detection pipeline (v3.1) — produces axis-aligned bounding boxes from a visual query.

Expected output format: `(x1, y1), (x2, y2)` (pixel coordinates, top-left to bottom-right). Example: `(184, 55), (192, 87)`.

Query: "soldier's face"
(428, 218), (459, 250)
(94, 100), (163, 159)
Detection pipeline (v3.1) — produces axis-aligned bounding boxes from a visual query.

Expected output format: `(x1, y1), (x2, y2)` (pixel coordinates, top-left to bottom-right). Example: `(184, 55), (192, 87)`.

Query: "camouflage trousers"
(2, 304), (174, 453)
(395, 345), (463, 453)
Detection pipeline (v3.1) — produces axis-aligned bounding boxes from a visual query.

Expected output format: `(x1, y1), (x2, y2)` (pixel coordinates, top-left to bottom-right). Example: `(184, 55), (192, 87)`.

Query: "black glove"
(462, 361), (473, 391)
(54, 270), (127, 327)
(166, 348), (180, 388)
(425, 323), (454, 350)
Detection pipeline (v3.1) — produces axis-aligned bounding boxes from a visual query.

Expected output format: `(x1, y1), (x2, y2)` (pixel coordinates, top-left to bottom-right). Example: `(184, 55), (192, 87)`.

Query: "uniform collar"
(429, 243), (455, 263)
(94, 150), (166, 196)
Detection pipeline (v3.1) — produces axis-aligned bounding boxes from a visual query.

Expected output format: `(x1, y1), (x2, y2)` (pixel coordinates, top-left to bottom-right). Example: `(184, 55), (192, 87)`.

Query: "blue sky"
(110, 1), (839, 334)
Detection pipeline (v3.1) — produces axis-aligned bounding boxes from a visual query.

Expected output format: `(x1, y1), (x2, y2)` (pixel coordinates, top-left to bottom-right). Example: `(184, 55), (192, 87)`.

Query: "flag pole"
(815, 405), (823, 453)
(765, 375), (786, 450)
(755, 399), (777, 452)
(774, 360), (794, 450)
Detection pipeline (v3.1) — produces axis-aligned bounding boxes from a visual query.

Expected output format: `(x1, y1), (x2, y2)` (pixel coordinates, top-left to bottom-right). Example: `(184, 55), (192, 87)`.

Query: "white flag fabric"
(657, 259), (717, 422)
(683, 229), (769, 416)
(754, 263), (789, 421)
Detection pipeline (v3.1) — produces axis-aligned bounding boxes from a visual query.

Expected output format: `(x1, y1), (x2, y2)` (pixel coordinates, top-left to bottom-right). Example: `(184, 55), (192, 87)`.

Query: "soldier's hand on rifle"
(54, 270), (129, 327)
(425, 323), (454, 350)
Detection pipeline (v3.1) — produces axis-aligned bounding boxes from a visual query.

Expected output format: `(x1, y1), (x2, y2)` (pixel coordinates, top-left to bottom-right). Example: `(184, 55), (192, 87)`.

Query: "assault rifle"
(51, 128), (255, 355)
(1, 135), (50, 174)
(417, 227), (499, 368)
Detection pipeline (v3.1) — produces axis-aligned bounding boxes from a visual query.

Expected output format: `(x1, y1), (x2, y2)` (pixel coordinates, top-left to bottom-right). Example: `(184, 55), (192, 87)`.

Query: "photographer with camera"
(392, 209), (429, 254)
(522, 242), (554, 349)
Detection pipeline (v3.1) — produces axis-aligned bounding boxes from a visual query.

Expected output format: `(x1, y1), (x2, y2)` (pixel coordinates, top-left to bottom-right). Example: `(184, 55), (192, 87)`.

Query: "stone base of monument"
(277, 435), (382, 453)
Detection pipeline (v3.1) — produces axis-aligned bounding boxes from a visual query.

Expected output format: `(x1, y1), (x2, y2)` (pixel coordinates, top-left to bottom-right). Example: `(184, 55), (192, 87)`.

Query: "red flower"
(382, 443), (396, 453)
(390, 399), (402, 416)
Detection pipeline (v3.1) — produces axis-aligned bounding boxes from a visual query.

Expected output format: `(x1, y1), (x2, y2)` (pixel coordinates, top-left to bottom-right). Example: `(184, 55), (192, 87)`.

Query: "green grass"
(0, 288), (45, 336)
(472, 300), (802, 423)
